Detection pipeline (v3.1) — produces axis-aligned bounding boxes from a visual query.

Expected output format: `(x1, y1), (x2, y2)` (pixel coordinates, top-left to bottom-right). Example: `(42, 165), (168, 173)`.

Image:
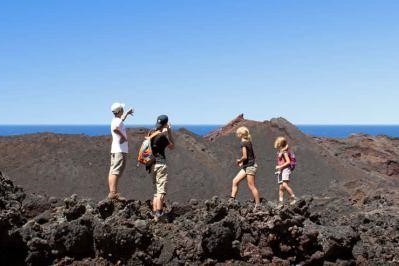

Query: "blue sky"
(1, 1), (398, 125)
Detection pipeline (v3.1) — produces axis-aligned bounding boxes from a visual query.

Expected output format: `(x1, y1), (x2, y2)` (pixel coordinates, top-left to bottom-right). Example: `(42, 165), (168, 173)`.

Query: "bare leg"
(154, 194), (165, 211)
(108, 174), (119, 193)
(246, 174), (260, 204)
(282, 182), (295, 198)
(279, 184), (284, 202)
(231, 170), (247, 199)
(152, 196), (157, 212)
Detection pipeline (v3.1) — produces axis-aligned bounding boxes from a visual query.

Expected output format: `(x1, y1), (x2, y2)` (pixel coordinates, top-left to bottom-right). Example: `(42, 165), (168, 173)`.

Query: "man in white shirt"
(108, 102), (133, 201)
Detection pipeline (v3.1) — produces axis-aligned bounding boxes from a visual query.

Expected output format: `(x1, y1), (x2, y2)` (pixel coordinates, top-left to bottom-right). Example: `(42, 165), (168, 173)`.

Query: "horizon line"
(1, 123), (399, 126)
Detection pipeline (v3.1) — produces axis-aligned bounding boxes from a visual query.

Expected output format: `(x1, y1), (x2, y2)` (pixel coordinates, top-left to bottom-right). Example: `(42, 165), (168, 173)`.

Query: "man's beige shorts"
(243, 163), (258, 176)
(109, 153), (127, 176)
(152, 163), (168, 196)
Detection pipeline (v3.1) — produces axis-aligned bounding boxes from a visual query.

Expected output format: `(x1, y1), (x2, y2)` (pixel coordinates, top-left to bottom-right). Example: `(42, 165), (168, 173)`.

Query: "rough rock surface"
(315, 134), (399, 180)
(315, 134), (399, 212)
(1, 172), (398, 265)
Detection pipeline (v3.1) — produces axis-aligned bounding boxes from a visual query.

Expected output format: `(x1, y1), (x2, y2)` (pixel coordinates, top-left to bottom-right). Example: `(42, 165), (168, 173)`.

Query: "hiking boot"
(108, 192), (127, 202)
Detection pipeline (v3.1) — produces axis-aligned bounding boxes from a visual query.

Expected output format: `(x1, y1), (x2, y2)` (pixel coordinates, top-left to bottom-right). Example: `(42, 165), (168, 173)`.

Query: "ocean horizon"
(0, 124), (399, 138)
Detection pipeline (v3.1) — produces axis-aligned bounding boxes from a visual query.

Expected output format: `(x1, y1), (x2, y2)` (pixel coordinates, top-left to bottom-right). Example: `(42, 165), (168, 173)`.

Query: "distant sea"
(0, 125), (219, 137)
(0, 125), (399, 138)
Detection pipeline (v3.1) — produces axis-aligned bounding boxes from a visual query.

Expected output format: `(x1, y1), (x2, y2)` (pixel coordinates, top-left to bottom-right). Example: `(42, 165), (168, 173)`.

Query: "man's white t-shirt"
(111, 117), (128, 153)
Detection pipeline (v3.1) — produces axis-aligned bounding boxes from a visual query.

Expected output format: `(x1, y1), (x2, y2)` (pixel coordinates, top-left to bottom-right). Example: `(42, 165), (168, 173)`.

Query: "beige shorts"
(109, 153), (127, 176)
(278, 168), (291, 184)
(152, 163), (168, 196)
(243, 163), (258, 176)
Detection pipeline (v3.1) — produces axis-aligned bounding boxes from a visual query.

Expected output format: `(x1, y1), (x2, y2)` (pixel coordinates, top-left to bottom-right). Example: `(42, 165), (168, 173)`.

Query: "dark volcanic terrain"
(1, 115), (365, 202)
(1, 115), (398, 265)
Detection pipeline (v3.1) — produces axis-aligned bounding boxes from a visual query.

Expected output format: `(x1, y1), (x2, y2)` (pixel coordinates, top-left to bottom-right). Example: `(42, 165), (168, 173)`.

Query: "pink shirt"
(277, 151), (288, 166)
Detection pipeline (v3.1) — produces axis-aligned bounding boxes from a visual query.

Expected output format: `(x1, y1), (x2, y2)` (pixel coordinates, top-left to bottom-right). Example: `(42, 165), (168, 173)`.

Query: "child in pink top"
(274, 136), (297, 207)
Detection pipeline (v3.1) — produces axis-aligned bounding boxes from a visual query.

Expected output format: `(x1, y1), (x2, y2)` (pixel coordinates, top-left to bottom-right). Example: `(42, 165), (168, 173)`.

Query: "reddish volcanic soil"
(0, 115), (367, 202)
(1, 115), (398, 265)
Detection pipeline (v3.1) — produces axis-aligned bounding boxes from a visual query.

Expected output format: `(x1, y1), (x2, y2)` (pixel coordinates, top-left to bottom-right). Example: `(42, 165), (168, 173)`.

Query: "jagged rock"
(22, 193), (59, 219)
(51, 220), (94, 258)
(204, 114), (245, 141)
(0, 171), (27, 265)
(204, 205), (228, 224)
(64, 204), (86, 221)
(202, 222), (235, 259)
(97, 200), (115, 219)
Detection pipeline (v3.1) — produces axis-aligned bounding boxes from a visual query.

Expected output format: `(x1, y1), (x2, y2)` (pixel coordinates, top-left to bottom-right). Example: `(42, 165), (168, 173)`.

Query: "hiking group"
(107, 102), (297, 221)
(229, 127), (297, 210)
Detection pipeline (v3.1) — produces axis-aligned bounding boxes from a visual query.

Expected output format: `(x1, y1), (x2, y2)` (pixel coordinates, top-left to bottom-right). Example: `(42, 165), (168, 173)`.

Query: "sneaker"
(108, 192), (127, 202)
(290, 197), (298, 205)
(277, 202), (284, 209)
(228, 197), (237, 204)
(153, 211), (165, 222)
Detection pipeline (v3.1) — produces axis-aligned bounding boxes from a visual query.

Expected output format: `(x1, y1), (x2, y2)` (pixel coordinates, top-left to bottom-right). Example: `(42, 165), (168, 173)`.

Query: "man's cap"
(156, 115), (168, 128)
(111, 102), (125, 113)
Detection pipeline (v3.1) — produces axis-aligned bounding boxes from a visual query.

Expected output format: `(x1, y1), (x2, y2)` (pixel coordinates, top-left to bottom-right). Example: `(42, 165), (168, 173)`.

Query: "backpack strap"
(282, 151), (290, 163)
(146, 130), (161, 140)
(148, 130), (162, 156)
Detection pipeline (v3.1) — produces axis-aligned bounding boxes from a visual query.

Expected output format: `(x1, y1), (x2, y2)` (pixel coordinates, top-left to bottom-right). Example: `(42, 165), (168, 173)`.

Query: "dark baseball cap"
(155, 115), (168, 128)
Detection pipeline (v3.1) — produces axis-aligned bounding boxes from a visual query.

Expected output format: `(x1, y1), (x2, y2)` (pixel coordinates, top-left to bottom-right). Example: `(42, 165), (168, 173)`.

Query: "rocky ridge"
(1, 171), (399, 265)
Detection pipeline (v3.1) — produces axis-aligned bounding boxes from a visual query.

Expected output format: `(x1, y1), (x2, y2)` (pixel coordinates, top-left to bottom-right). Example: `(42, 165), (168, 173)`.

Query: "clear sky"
(1, 1), (398, 125)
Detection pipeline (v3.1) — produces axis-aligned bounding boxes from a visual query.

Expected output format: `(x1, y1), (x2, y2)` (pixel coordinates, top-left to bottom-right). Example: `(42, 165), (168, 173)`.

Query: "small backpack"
(137, 130), (160, 172)
(287, 151), (296, 171)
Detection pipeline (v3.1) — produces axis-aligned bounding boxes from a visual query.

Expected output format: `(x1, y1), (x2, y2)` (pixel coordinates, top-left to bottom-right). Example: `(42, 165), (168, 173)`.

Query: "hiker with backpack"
(148, 115), (175, 221)
(274, 136), (297, 207)
(108, 102), (134, 201)
(230, 126), (261, 210)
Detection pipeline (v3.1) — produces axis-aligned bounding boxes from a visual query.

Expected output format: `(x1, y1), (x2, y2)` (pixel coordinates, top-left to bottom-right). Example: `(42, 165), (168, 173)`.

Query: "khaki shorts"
(244, 163), (258, 176)
(277, 168), (291, 184)
(152, 163), (168, 196)
(109, 153), (127, 176)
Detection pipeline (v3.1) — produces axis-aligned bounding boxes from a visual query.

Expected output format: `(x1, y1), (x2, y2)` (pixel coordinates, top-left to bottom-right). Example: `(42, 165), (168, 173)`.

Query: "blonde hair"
(236, 126), (251, 141)
(274, 136), (288, 150)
